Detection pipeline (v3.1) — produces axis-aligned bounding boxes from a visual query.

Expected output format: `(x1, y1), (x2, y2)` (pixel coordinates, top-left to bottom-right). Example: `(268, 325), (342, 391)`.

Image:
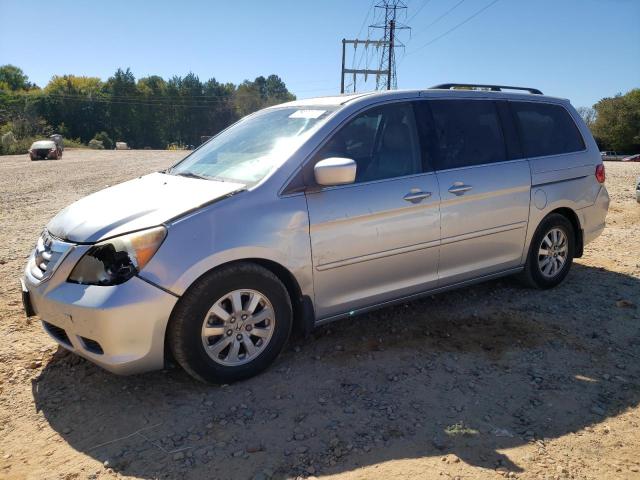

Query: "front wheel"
(520, 213), (575, 289)
(168, 263), (292, 384)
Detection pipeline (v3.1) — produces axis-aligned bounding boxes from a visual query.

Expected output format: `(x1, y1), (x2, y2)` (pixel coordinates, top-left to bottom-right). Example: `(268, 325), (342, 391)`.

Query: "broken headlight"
(68, 226), (166, 286)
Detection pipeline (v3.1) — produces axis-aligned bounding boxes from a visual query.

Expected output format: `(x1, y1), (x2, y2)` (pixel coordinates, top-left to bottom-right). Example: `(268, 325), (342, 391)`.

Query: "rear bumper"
(24, 270), (178, 375)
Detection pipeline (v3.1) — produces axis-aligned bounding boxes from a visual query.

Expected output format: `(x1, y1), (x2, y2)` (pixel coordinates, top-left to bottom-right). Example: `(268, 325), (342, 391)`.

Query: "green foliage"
(444, 422), (479, 437)
(93, 131), (113, 149)
(0, 67), (297, 154)
(63, 137), (86, 148)
(0, 64), (35, 91)
(589, 89), (640, 153)
(0, 133), (39, 155)
(0, 111), (52, 155)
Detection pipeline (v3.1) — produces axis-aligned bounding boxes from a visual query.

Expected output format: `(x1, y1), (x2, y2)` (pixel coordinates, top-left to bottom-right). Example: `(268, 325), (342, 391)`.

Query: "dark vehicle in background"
(636, 177), (640, 203)
(622, 154), (640, 162)
(29, 140), (62, 161)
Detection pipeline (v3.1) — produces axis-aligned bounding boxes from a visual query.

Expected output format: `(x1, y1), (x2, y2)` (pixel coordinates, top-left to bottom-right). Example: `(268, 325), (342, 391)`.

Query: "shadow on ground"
(32, 264), (640, 479)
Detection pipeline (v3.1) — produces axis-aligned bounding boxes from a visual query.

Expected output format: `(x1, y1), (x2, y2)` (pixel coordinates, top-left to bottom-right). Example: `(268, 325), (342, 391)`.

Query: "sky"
(1, 0), (639, 108)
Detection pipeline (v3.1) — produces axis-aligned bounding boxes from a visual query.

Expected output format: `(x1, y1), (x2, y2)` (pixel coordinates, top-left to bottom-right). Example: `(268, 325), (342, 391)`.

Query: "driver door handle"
(403, 190), (432, 203)
(448, 183), (473, 195)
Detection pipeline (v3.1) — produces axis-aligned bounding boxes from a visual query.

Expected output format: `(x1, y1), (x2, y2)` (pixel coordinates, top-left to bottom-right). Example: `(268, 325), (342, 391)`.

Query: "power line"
(37, 93), (233, 105)
(352, 0), (379, 93)
(406, 0), (433, 23)
(404, 0), (500, 56)
(357, 0), (377, 38)
(411, 0), (466, 39)
(32, 96), (229, 108)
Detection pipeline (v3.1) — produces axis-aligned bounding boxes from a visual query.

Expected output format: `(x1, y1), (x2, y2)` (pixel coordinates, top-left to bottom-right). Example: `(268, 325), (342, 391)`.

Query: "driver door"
(305, 101), (441, 319)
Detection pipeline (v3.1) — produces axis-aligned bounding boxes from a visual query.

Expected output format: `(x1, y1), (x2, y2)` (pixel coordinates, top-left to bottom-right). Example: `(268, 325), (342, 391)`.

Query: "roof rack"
(431, 83), (543, 95)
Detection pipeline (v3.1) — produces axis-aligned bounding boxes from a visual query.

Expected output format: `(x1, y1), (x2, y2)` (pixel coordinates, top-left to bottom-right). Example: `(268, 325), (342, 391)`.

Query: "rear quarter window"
(511, 102), (585, 158)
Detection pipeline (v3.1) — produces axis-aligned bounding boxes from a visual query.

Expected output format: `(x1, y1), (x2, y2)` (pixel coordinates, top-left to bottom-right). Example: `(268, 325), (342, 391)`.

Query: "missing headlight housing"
(68, 226), (166, 286)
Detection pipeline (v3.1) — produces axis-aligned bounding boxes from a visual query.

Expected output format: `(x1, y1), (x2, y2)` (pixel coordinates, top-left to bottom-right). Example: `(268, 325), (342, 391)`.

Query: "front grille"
(43, 321), (71, 347)
(30, 230), (73, 282)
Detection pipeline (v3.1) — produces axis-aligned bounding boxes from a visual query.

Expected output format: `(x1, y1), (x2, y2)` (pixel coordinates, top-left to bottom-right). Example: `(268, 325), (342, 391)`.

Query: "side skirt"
(313, 266), (524, 327)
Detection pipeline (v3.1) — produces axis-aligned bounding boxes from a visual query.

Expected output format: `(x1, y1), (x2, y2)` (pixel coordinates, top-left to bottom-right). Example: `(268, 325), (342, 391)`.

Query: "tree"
(93, 131), (114, 149)
(590, 89), (640, 153)
(576, 106), (596, 129)
(104, 68), (138, 145)
(41, 75), (105, 141)
(0, 65), (34, 91)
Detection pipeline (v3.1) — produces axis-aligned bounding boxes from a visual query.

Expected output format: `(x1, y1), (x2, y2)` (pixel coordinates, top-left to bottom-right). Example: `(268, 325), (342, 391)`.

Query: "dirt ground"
(0, 150), (638, 480)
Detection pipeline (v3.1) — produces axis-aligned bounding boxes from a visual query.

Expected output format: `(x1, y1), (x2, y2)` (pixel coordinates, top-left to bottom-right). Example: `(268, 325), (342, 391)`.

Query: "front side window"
(314, 102), (422, 183)
(428, 99), (507, 170)
(511, 102), (585, 158)
(170, 106), (336, 184)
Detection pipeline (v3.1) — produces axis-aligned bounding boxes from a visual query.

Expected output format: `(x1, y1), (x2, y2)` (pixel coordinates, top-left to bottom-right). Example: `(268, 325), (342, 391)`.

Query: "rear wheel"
(521, 213), (575, 289)
(168, 263), (292, 383)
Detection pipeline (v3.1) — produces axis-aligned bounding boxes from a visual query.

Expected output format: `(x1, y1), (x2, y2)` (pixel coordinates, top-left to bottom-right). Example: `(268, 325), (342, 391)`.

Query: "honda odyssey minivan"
(22, 84), (610, 383)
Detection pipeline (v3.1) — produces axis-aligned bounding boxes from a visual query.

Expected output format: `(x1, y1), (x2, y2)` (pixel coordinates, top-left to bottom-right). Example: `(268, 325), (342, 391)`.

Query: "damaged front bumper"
(23, 244), (178, 375)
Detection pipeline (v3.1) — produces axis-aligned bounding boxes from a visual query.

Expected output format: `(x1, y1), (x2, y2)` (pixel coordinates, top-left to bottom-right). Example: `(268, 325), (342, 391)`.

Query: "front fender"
(139, 191), (313, 301)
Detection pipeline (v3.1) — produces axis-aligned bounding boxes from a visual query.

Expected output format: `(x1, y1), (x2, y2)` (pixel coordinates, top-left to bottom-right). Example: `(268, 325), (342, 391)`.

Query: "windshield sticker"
(289, 109), (326, 119)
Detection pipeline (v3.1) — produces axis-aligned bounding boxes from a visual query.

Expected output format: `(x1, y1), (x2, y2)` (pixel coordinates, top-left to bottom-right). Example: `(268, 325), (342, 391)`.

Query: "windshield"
(169, 106), (337, 184)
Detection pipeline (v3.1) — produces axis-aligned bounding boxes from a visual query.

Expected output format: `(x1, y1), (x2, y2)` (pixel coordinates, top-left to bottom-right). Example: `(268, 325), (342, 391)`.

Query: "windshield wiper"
(174, 171), (209, 180)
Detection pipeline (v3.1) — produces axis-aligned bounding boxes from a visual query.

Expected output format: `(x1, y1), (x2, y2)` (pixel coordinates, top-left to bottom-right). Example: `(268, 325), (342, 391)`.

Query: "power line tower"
(370, 0), (409, 90)
(339, 0), (409, 93)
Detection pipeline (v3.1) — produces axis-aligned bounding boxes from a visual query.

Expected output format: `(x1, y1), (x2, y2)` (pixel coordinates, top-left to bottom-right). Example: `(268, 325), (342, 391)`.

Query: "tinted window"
(412, 101), (439, 171)
(511, 102), (585, 157)
(428, 100), (507, 170)
(495, 101), (523, 160)
(315, 102), (421, 183)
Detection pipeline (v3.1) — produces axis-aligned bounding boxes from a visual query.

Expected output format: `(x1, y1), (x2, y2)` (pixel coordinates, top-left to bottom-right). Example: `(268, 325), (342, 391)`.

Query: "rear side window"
(428, 100), (507, 170)
(511, 102), (585, 157)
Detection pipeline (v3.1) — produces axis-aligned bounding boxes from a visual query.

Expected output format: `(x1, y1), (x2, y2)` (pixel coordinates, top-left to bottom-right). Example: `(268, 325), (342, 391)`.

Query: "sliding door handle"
(404, 190), (432, 203)
(448, 183), (473, 195)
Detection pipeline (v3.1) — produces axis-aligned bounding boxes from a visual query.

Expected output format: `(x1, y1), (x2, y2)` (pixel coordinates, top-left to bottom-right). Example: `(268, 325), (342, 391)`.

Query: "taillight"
(595, 164), (605, 183)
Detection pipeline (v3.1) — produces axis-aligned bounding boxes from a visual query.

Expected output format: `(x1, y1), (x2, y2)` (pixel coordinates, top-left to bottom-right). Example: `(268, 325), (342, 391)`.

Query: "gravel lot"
(0, 150), (638, 480)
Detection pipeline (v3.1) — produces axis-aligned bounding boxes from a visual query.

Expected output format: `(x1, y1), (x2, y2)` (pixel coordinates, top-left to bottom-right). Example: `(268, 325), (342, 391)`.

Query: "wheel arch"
(548, 207), (584, 258)
(164, 258), (315, 364)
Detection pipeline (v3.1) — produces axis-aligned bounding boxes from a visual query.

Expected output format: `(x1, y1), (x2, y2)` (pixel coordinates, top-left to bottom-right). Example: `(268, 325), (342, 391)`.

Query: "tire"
(520, 213), (575, 289)
(168, 262), (293, 384)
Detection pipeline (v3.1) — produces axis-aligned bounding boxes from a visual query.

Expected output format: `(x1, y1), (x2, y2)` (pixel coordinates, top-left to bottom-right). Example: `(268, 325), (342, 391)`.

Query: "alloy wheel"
(537, 228), (569, 278)
(201, 289), (275, 366)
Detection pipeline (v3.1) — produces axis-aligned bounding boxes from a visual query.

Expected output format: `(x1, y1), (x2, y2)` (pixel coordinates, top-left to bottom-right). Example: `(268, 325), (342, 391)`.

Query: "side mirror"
(314, 157), (357, 186)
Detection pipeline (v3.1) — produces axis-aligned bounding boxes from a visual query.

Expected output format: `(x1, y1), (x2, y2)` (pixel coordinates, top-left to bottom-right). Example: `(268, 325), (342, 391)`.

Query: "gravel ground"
(0, 150), (638, 480)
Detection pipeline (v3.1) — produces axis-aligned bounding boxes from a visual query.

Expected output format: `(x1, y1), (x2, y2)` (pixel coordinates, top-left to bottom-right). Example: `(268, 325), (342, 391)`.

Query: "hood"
(47, 172), (245, 243)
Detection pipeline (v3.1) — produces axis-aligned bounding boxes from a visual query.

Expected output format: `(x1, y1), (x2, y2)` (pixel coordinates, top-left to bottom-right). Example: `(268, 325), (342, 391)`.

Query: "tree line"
(0, 65), (295, 154)
(1, 64), (638, 155)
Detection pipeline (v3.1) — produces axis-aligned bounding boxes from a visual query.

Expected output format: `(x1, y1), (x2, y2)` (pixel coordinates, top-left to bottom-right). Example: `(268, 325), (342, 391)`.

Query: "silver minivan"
(22, 84), (610, 383)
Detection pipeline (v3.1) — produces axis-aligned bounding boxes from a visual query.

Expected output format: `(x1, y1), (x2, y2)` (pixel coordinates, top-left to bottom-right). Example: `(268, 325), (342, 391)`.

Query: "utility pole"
(387, 19), (394, 90)
(340, 1), (409, 93)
